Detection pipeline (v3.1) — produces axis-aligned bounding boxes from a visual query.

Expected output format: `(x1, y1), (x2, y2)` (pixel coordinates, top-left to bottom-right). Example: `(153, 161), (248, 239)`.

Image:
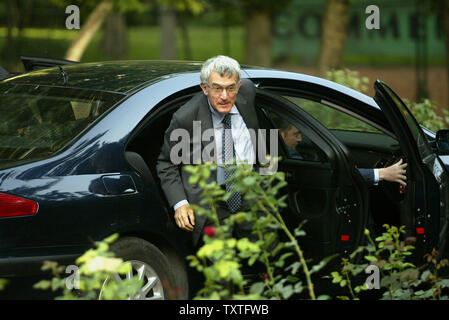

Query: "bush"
(33, 234), (143, 300)
(403, 98), (449, 132)
(185, 159), (333, 300)
(325, 69), (370, 94)
(0, 279), (7, 291)
(331, 225), (449, 300)
(326, 68), (449, 132)
(186, 160), (449, 300)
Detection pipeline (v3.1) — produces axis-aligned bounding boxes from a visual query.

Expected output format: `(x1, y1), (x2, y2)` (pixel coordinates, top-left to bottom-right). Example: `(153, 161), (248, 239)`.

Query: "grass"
(0, 26), (245, 72)
(0, 26), (444, 72)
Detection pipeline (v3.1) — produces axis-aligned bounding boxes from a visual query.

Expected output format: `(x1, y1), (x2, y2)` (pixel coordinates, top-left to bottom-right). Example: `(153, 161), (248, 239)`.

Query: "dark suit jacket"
(358, 168), (375, 184)
(156, 79), (260, 246)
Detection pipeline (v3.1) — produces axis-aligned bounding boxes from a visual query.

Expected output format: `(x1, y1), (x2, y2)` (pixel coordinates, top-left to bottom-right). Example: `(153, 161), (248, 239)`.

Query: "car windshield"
(0, 84), (123, 165)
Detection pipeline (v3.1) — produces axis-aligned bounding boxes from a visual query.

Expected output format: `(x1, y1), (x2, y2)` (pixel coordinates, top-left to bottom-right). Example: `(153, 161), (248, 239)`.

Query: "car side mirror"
(436, 129), (449, 155)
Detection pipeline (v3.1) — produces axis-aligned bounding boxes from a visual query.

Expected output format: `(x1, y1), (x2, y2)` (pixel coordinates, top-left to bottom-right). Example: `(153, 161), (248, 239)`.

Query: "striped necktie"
(222, 114), (241, 213)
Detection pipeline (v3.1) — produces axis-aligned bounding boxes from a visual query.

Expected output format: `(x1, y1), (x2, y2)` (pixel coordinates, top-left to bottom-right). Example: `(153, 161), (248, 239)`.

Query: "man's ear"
(200, 82), (208, 96)
(279, 130), (285, 140)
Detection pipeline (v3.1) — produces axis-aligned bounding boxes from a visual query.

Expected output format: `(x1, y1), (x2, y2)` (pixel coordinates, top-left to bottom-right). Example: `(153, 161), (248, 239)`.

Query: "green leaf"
(421, 270), (431, 281)
(33, 280), (51, 290)
(243, 177), (257, 186)
(189, 175), (199, 185)
(331, 272), (342, 283)
(286, 262), (301, 275)
(286, 275), (300, 283)
(248, 254), (258, 266)
(250, 282), (265, 295)
(365, 256), (378, 262)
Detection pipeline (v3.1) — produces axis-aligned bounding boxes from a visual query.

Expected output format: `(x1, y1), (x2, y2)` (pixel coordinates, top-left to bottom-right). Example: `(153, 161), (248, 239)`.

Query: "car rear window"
(0, 84), (124, 166)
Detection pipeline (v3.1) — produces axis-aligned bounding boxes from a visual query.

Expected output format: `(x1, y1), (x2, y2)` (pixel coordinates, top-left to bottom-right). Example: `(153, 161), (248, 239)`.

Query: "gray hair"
(200, 55), (241, 86)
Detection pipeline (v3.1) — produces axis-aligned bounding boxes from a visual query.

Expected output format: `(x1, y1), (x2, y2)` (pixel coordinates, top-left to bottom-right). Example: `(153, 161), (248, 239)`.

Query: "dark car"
(0, 60), (448, 299)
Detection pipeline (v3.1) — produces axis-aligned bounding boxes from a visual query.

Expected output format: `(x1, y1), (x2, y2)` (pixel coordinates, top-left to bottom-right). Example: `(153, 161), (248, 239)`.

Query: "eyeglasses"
(207, 84), (239, 95)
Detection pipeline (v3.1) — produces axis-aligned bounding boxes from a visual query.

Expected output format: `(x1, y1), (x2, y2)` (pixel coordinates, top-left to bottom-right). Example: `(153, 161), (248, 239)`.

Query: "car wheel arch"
(115, 230), (190, 299)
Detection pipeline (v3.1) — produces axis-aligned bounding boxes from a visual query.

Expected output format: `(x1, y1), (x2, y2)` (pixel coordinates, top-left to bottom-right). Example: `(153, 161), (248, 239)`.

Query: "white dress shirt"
(373, 169), (379, 185)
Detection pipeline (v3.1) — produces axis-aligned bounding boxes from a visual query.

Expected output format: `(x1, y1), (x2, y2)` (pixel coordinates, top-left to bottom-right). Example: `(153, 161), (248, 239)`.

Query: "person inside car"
(277, 119), (408, 186)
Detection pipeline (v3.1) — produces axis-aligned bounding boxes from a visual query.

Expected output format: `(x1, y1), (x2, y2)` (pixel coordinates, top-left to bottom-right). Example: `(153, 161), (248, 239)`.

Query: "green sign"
(274, 0), (445, 65)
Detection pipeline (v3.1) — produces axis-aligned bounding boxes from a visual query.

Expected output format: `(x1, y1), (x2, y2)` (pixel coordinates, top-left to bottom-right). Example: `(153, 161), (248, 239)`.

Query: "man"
(278, 120), (303, 160)
(278, 121), (408, 186)
(156, 55), (260, 246)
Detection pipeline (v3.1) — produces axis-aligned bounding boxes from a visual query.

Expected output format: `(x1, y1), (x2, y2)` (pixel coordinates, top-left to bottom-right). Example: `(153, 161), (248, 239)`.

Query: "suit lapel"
(197, 95), (216, 163)
(235, 93), (259, 131)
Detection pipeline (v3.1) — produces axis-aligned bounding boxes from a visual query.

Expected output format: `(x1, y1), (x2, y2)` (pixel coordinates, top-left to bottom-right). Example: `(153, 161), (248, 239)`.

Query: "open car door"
(374, 80), (449, 261)
(255, 89), (370, 264)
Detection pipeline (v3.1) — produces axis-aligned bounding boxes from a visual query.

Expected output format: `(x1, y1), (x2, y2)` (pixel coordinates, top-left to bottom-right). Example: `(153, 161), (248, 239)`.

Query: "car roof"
(2, 60), (204, 94)
(2, 60), (378, 109)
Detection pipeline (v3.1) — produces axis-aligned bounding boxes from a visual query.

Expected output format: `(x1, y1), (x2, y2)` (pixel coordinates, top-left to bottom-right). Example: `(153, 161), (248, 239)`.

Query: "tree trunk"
(178, 13), (192, 60)
(317, 0), (350, 76)
(102, 11), (127, 59)
(159, 4), (177, 60)
(64, 0), (113, 62)
(245, 10), (272, 67)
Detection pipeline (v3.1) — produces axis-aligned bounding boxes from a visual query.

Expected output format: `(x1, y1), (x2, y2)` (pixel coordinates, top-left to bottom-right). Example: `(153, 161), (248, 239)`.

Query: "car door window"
(260, 107), (328, 163)
(0, 84), (123, 163)
(284, 96), (381, 134)
(276, 95), (404, 171)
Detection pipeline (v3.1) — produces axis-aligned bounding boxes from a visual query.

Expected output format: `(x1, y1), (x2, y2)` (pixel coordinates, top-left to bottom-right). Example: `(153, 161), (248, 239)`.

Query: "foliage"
(50, 0), (144, 13)
(0, 279), (8, 291)
(294, 97), (381, 133)
(51, 0), (206, 15)
(325, 69), (370, 94)
(33, 234), (143, 300)
(0, 26), (245, 68)
(403, 98), (449, 132)
(331, 225), (449, 300)
(185, 159), (332, 300)
(160, 0), (208, 15)
(326, 69), (449, 132)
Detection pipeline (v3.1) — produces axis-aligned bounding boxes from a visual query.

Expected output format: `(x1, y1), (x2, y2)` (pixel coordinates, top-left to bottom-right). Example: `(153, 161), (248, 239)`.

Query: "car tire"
(105, 236), (184, 300)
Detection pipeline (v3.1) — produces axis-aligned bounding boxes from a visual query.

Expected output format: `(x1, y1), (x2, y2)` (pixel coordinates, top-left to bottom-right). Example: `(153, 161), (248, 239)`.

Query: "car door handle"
(101, 174), (137, 195)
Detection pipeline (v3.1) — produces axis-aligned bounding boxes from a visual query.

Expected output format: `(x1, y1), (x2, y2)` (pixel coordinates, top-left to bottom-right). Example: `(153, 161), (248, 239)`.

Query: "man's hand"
(174, 204), (195, 232)
(379, 159), (407, 186)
